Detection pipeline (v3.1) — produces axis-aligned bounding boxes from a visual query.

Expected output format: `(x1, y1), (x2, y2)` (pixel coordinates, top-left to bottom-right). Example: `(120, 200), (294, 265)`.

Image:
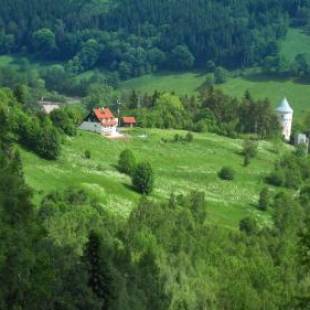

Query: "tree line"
(0, 86), (84, 160)
(123, 88), (280, 139)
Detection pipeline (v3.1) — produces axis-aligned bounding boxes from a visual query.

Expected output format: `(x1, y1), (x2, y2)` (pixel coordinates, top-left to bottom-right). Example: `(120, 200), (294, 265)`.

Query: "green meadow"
(21, 128), (289, 228)
(121, 73), (310, 116)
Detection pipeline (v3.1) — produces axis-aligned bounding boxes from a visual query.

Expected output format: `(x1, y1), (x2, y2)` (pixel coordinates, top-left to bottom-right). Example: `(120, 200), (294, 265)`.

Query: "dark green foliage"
(300, 184), (310, 208)
(132, 162), (154, 194)
(267, 154), (310, 189)
(32, 28), (56, 57)
(173, 134), (181, 143)
(84, 231), (112, 309)
(214, 67), (227, 84)
(218, 166), (235, 181)
(0, 0), (306, 78)
(36, 124), (61, 160)
(185, 132), (194, 143)
(171, 45), (195, 70)
(295, 143), (308, 157)
(123, 88), (279, 138)
(0, 87), (62, 160)
(239, 217), (258, 235)
(118, 149), (136, 175)
(50, 108), (77, 136)
(243, 139), (258, 166)
(199, 88), (279, 138)
(258, 187), (271, 211)
(85, 150), (91, 160)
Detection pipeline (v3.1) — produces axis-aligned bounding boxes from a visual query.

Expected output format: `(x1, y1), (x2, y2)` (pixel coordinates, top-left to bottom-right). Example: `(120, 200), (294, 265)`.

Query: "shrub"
(239, 217), (257, 235)
(295, 143), (308, 157)
(185, 132), (194, 143)
(242, 139), (258, 166)
(258, 187), (270, 211)
(84, 150), (91, 159)
(132, 162), (154, 195)
(218, 166), (235, 181)
(36, 125), (61, 160)
(118, 149), (136, 175)
(173, 134), (181, 143)
(266, 170), (284, 187)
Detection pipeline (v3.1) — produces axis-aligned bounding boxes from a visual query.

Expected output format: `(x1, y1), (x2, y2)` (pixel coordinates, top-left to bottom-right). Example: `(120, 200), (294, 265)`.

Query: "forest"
(0, 0), (310, 79)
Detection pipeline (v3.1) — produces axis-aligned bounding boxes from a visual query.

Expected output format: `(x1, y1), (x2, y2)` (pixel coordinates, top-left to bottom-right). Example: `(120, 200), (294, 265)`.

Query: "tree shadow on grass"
(122, 182), (136, 193)
(111, 164), (120, 171)
(242, 73), (310, 86)
(242, 73), (291, 83)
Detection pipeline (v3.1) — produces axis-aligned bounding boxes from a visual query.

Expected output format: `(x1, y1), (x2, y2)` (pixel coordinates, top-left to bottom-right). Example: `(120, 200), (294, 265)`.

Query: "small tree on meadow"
(132, 162), (154, 195)
(214, 66), (227, 84)
(243, 139), (258, 166)
(118, 149), (136, 175)
(185, 132), (194, 142)
(85, 150), (91, 159)
(258, 187), (270, 211)
(239, 217), (257, 235)
(218, 166), (235, 181)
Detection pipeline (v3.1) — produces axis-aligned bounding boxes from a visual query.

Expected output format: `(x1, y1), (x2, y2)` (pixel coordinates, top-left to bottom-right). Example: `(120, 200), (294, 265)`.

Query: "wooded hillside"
(0, 0), (309, 78)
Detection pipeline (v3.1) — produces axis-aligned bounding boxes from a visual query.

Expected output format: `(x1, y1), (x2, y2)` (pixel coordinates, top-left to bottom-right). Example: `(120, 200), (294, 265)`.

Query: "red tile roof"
(122, 116), (136, 124)
(94, 107), (114, 120)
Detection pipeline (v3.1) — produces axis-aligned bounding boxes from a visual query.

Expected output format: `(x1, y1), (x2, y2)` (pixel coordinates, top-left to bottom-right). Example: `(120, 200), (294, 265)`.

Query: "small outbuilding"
(122, 116), (136, 128)
(294, 133), (309, 149)
(42, 103), (60, 114)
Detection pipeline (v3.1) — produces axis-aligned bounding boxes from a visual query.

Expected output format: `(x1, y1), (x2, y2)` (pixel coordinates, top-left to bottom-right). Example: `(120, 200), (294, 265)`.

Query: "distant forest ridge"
(0, 0), (309, 78)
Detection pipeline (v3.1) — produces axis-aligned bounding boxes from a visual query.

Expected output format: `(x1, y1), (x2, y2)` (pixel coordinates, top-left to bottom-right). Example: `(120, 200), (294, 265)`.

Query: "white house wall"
(79, 121), (118, 136)
(79, 121), (103, 133)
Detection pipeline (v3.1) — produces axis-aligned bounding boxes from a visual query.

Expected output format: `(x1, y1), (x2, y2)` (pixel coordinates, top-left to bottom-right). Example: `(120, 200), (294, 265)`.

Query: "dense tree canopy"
(0, 0), (309, 78)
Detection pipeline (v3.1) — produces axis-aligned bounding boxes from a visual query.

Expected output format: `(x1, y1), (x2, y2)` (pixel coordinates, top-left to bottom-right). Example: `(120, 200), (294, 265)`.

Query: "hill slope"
(120, 28), (310, 116)
(21, 128), (288, 227)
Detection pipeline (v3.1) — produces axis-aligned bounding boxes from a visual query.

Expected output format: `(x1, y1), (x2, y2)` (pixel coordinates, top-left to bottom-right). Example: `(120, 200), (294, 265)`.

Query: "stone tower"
(276, 98), (293, 141)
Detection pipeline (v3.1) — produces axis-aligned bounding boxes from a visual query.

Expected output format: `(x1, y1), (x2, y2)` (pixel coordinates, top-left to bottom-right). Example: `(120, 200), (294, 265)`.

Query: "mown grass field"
(20, 128), (289, 228)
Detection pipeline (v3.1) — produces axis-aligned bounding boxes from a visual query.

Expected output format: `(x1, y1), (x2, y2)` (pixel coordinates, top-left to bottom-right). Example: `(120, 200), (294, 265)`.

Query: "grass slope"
(121, 72), (206, 96)
(281, 28), (310, 62)
(21, 128), (287, 228)
(217, 75), (310, 116)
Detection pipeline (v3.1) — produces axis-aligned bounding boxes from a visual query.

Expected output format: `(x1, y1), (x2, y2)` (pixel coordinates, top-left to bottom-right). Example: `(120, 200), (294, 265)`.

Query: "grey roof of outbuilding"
(276, 98), (293, 113)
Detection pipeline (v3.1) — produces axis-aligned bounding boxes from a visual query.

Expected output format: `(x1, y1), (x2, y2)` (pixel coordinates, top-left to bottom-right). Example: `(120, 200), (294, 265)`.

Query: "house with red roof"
(121, 116), (136, 128)
(79, 107), (119, 136)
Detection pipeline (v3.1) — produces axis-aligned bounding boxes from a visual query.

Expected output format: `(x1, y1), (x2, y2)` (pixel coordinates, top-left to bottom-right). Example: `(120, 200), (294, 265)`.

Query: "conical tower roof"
(276, 98), (293, 113)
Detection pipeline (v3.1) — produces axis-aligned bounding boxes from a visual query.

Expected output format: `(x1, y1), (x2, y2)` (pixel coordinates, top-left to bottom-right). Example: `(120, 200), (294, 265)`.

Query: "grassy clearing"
(121, 72), (206, 95)
(280, 28), (310, 62)
(21, 128), (289, 228)
(217, 75), (310, 117)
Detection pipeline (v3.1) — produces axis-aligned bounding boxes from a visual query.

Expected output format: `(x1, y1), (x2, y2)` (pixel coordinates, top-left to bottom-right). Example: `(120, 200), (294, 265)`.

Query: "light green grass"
(121, 72), (206, 95)
(217, 75), (310, 116)
(21, 128), (289, 228)
(0, 55), (17, 67)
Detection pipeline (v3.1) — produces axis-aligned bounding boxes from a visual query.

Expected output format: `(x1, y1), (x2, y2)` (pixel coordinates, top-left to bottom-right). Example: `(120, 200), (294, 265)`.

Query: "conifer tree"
(84, 231), (112, 309)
